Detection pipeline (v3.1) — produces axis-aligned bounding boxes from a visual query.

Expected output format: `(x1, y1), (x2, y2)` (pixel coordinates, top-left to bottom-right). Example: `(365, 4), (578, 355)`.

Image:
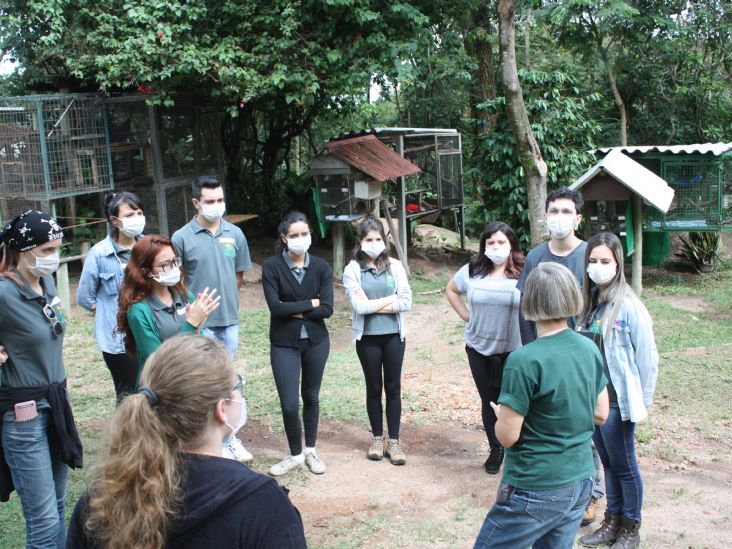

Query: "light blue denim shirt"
(600, 294), (659, 423)
(76, 234), (133, 354)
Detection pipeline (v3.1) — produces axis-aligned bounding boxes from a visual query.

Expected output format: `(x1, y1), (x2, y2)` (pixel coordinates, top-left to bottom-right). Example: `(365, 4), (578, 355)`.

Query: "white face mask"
(287, 235), (311, 256)
(26, 250), (60, 277)
(587, 263), (617, 286)
(224, 397), (247, 441)
(546, 215), (576, 239)
(361, 240), (386, 259)
(200, 202), (226, 222)
(484, 246), (511, 266)
(119, 216), (145, 238)
(151, 266), (181, 286)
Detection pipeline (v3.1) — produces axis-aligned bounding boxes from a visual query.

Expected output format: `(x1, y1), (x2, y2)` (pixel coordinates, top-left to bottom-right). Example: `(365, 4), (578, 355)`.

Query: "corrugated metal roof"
(332, 127), (458, 141)
(596, 143), (732, 156)
(323, 134), (421, 182)
(571, 150), (675, 213)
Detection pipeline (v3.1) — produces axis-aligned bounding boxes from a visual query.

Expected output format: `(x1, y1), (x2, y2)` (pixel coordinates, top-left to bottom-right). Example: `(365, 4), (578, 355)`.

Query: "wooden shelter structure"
(308, 134), (421, 273)
(571, 149), (675, 295)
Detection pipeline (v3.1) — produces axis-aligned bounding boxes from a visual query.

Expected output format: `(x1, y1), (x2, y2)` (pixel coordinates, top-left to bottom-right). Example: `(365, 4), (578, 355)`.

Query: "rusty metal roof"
(596, 143), (732, 156)
(324, 134), (421, 182)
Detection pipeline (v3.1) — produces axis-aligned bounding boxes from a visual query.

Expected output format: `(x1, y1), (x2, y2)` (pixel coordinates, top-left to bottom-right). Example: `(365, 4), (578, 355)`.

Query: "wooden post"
(381, 199), (410, 276)
(631, 194), (643, 296)
(396, 135), (408, 269)
(56, 262), (71, 312)
(332, 222), (345, 277)
(80, 241), (91, 265)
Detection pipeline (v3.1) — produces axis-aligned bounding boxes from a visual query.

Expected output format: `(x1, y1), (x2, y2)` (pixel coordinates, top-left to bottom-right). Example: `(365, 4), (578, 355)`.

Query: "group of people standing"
(0, 180), (657, 549)
(448, 188), (658, 549)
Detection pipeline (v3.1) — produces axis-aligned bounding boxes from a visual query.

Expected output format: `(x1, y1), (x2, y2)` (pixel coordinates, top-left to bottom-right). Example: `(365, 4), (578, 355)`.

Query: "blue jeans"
(2, 409), (68, 549)
(474, 477), (592, 549)
(201, 324), (240, 360)
(591, 440), (605, 499)
(593, 406), (643, 521)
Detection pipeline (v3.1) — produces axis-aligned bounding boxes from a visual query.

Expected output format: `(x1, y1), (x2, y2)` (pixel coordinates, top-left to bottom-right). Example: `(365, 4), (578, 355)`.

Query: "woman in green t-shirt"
(474, 262), (609, 549)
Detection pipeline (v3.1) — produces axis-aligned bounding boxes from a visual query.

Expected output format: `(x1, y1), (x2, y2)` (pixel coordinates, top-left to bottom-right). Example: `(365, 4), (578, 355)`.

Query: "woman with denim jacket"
(76, 192), (145, 402)
(343, 216), (412, 465)
(578, 232), (659, 549)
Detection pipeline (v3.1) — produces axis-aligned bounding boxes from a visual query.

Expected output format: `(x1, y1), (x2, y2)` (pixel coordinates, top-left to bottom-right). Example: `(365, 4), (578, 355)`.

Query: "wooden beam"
(332, 222), (345, 277)
(631, 194), (643, 296)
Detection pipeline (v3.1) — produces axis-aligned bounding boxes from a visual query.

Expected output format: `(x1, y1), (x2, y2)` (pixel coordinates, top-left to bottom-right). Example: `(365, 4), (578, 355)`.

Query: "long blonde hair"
(580, 232), (640, 340)
(85, 335), (234, 549)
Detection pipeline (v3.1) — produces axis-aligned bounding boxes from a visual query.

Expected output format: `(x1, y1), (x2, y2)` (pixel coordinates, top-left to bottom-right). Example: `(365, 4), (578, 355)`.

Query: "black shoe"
(484, 446), (504, 474)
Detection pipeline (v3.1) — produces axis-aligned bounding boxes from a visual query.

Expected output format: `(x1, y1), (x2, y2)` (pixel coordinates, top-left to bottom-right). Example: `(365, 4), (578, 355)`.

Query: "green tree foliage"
(467, 69), (601, 247)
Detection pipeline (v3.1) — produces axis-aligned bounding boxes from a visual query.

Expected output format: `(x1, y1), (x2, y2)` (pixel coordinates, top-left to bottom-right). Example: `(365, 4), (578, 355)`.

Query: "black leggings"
(101, 352), (138, 404)
(465, 346), (509, 449)
(355, 333), (405, 439)
(270, 337), (330, 455)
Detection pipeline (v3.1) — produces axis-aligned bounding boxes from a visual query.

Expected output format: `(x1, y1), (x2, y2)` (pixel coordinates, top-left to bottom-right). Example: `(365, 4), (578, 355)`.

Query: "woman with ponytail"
(343, 216), (412, 465)
(67, 335), (306, 549)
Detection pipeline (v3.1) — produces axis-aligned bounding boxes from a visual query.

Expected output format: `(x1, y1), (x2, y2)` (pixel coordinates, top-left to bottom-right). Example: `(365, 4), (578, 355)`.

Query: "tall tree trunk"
(498, 0), (547, 247)
(466, 9), (497, 133)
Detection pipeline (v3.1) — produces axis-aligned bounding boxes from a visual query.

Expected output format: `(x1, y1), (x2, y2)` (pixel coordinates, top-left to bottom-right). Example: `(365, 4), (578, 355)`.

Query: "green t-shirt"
(360, 266), (399, 335)
(499, 328), (607, 490)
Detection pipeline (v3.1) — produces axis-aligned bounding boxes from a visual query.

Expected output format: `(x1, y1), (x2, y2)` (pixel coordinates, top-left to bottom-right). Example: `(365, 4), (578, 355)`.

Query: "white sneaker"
(223, 437), (254, 463)
(268, 454), (305, 476)
(304, 449), (326, 474)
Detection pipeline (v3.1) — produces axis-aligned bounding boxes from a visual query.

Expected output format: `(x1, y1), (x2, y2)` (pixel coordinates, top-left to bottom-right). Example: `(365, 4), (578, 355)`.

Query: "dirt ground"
(232, 245), (732, 549)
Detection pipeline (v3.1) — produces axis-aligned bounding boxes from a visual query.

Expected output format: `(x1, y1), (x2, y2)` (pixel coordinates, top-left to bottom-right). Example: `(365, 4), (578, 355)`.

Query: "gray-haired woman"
(474, 262), (609, 549)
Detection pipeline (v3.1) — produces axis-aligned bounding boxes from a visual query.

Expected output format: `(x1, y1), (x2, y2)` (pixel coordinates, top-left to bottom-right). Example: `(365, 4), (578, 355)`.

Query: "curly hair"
(84, 335), (234, 549)
(117, 235), (187, 356)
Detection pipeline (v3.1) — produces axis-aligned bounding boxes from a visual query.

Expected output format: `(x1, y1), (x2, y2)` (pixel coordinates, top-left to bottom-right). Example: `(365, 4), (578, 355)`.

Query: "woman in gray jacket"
(343, 216), (411, 465)
(577, 232), (658, 549)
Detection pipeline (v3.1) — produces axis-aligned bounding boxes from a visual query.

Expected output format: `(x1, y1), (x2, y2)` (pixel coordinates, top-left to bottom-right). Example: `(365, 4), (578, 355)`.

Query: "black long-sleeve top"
(261, 253), (333, 347)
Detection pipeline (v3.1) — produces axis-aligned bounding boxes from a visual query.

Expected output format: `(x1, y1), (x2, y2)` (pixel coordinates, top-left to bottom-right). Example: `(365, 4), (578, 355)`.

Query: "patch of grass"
(410, 275), (449, 304)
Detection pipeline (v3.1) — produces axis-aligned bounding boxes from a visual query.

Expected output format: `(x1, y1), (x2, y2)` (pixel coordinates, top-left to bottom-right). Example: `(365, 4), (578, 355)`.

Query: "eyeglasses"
(233, 373), (245, 393)
(43, 304), (64, 337)
(155, 256), (181, 272)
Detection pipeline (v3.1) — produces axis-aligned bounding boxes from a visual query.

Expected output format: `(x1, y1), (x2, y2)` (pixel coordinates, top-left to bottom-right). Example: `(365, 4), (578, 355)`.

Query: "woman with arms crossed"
(343, 216), (412, 464)
(446, 221), (524, 474)
(474, 263), (609, 549)
(262, 212), (333, 476)
(577, 232), (658, 549)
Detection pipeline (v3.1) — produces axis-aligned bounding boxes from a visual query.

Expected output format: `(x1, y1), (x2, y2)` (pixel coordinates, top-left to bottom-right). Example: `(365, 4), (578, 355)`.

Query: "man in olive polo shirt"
(172, 176), (251, 359)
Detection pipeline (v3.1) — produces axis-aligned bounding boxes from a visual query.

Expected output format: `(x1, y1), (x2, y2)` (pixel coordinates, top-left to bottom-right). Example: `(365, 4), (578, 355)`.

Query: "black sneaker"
(484, 446), (504, 474)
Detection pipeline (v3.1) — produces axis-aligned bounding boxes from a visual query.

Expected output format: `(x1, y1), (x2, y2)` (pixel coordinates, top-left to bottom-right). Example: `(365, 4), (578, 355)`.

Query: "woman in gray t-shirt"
(446, 221), (525, 474)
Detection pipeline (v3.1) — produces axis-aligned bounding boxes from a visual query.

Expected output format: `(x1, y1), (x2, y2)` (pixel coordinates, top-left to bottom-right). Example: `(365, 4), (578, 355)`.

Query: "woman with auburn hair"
(116, 234), (220, 385)
(343, 216), (412, 465)
(446, 221), (525, 474)
(66, 335), (306, 549)
(577, 232), (658, 549)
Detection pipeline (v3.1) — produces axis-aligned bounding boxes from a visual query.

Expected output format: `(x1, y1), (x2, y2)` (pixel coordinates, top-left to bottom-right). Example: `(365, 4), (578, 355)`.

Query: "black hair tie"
(138, 386), (159, 407)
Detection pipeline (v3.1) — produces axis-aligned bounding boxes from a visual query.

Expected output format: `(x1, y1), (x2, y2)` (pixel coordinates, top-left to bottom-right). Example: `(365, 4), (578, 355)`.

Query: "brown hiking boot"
(580, 510), (622, 547)
(582, 496), (598, 526)
(610, 517), (640, 549)
(385, 438), (406, 465)
(367, 436), (384, 461)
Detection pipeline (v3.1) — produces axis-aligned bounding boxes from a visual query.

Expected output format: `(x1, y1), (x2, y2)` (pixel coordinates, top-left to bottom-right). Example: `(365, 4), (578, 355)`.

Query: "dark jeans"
(101, 352), (138, 403)
(270, 337), (329, 456)
(355, 333), (405, 439)
(593, 406), (643, 521)
(474, 478), (593, 549)
(465, 346), (508, 449)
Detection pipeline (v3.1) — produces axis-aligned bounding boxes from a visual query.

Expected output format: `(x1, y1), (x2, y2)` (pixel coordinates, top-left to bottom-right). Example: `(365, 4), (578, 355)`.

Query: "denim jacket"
(76, 235), (130, 354)
(601, 295), (659, 423)
(343, 258), (412, 341)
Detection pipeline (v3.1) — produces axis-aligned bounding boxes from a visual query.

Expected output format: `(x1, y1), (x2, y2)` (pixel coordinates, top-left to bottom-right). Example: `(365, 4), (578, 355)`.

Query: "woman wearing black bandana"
(0, 210), (83, 548)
